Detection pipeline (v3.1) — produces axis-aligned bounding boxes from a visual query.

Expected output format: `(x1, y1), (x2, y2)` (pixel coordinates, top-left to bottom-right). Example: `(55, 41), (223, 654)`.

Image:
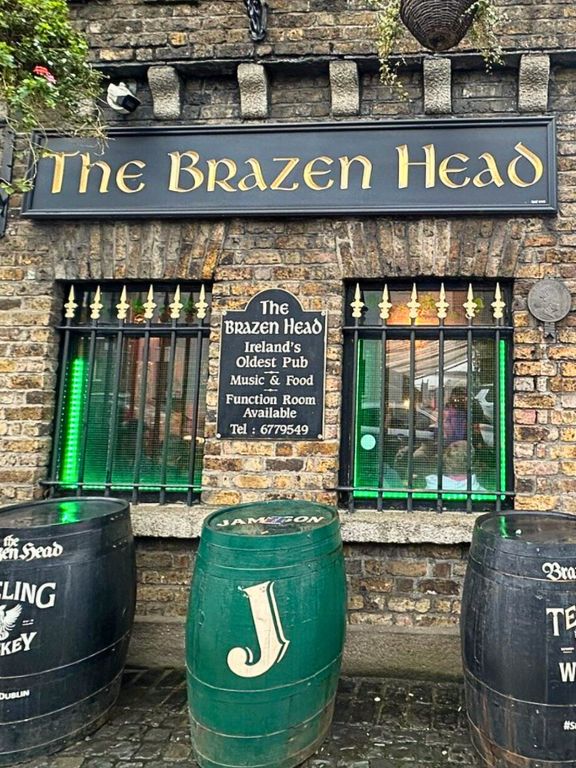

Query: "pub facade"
(0, 0), (573, 677)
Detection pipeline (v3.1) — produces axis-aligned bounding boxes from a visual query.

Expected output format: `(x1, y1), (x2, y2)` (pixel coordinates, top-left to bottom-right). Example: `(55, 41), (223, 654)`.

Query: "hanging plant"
(369, 0), (506, 97)
(0, 0), (105, 194)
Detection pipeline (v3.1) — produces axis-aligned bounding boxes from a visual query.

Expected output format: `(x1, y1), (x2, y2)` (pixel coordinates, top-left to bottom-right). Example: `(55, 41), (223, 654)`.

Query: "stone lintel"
(131, 505), (477, 545)
(237, 63), (269, 119)
(147, 65), (182, 120)
(423, 57), (452, 115)
(518, 54), (551, 113)
(329, 61), (360, 117)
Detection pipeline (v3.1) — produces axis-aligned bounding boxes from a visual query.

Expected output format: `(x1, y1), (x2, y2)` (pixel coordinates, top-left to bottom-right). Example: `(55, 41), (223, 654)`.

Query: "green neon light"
(59, 357), (86, 486)
(499, 338), (507, 498)
(57, 352), (202, 495)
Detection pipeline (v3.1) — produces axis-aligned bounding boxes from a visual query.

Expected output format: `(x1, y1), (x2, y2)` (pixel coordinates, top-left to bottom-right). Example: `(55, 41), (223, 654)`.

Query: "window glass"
(51, 283), (210, 504)
(341, 282), (511, 512)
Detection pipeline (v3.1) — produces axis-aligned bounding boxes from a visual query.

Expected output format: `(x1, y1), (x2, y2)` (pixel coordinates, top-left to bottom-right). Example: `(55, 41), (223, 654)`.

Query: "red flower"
(32, 66), (57, 85)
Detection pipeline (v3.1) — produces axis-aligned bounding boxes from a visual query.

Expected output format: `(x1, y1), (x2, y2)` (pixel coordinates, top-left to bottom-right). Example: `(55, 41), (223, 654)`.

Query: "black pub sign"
(217, 290), (327, 440)
(22, 117), (556, 217)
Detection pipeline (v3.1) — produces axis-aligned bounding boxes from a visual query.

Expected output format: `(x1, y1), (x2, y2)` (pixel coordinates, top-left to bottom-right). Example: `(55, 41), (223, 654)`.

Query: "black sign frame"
(217, 289), (327, 440)
(22, 117), (557, 218)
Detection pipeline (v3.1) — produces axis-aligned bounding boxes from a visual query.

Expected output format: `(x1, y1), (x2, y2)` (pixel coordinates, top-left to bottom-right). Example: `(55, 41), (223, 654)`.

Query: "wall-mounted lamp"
(244, 0), (267, 42)
(106, 82), (141, 114)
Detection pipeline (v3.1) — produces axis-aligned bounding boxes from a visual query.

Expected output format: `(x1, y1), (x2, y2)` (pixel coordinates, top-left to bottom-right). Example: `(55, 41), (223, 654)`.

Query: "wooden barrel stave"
(0, 498), (136, 765)
(0, 674), (122, 765)
(186, 500), (346, 768)
(190, 694), (337, 768)
(462, 512), (576, 768)
(188, 657), (342, 736)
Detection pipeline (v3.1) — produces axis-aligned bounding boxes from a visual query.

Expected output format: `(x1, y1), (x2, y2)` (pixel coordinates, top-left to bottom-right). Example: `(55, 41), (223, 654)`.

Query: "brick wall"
(135, 539), (466, 627)
(0, 62), (572, 507)
(2, 62), (576, 508)
(136, 539), (196, 617)
(69, 0), (576, 64)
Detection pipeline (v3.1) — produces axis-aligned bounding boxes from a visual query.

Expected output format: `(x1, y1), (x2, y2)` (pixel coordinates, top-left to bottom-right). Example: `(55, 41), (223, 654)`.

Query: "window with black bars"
(339, 280), (513, 513)
(47, 282), (210, 505)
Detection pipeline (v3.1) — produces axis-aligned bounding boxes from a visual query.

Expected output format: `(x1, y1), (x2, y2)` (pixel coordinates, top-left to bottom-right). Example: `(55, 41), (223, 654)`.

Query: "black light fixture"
(243, 0), (267, 42)
(106, 82), (141, 114)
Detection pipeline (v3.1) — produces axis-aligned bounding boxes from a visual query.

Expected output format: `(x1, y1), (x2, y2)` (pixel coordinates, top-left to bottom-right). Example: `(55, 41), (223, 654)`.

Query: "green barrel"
(186, 500), (347, 768)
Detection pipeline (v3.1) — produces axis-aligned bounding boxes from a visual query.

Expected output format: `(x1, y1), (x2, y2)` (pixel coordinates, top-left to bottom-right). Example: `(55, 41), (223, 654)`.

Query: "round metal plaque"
(527, 280), (572, 324)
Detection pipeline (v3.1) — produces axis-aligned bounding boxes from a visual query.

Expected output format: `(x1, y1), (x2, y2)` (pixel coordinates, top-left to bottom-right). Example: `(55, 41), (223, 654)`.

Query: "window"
(48, 282), (210, 505)
(339, 281), (513, 513)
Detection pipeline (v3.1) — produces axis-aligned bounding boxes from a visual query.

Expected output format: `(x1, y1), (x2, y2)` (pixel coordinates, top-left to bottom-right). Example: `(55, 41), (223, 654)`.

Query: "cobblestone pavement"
(13, 670), (480, 768)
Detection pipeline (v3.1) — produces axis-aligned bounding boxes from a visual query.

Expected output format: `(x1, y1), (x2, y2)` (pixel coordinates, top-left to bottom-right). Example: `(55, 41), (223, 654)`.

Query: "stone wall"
(2, 63), (576, 510)
(135, 539), (466, 629)
(69, 0), (576, 64)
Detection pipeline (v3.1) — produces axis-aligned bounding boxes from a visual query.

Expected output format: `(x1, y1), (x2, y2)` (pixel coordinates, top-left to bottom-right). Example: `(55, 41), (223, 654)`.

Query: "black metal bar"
(187, 327), (206, 506)
(75, 326), (98, 496)
(342, 323), (514, 333)
(159, 321), (178, 505)
(407, 327), (416, 513)
(466, 321), (474, 514)
(41, 479), (202, 491)
(55, 324), (197, 335)
(495, 327), (503, 513)
(347, 315), (361, 514)
(103, 324), (125, 495)
(377, 328), (388, 512)
(132, 324), (152, 505)
(436, 322), (445, 513)
(50, 321), (73, 488)
(333, 483), (515, 497)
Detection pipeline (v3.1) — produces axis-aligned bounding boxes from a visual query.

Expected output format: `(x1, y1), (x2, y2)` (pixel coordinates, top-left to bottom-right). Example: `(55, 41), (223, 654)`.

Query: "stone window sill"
(130, 504), (477, 545)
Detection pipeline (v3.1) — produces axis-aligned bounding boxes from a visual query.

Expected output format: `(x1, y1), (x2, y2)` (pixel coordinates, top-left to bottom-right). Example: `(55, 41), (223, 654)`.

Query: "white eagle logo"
(0, 604), (22, 641)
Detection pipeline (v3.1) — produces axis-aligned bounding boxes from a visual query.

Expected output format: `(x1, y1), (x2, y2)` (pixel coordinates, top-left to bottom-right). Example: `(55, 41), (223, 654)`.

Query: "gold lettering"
(238, 158), (268, 191)
(79, 153), (111, 194)
(45, 151), (80, 194)
(473, 153), (505, 188)
(303, 156), (334, 191)
(438, 153), (470, 189)
(270, 158), (300, 191)
(207, 158), (238, 192)
(397, 144), (436, 189)
(508, 142), (544, 188)
(168, 151), (204, 192)
(116, 160), (146, 194)
(339, 155), (373, 190)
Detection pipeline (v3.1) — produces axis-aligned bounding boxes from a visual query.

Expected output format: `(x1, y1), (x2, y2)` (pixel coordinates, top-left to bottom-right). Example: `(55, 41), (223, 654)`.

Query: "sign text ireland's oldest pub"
(217, 290), (327, 440)
(23, 118), (556, 217)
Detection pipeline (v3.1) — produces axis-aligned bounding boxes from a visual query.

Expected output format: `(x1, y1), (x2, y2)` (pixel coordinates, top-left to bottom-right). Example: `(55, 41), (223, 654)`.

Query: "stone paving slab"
(10, 670), (480, 768)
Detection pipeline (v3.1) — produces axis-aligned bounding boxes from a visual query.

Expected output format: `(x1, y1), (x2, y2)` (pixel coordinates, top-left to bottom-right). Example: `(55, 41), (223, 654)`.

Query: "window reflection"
(347, 282), (510, 509)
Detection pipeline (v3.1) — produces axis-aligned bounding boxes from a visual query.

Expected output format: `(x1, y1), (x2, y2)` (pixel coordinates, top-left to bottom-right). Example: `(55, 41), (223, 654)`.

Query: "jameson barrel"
(0, 498), (136, 765)
(186, 500), (347, 768)
(461, 512), (576, 768)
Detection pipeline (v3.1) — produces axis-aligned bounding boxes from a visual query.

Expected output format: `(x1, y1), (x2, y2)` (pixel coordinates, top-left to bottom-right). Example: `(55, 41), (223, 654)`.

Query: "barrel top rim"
(475, 510), (576, 547)
(204, 500), (338, 537)
(0, 497), (129, 529)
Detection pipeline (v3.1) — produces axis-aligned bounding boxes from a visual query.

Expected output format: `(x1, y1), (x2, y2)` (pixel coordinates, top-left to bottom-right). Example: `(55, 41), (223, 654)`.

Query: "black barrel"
(0, 498), (136, 765)
(462, 511), (576, 768)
